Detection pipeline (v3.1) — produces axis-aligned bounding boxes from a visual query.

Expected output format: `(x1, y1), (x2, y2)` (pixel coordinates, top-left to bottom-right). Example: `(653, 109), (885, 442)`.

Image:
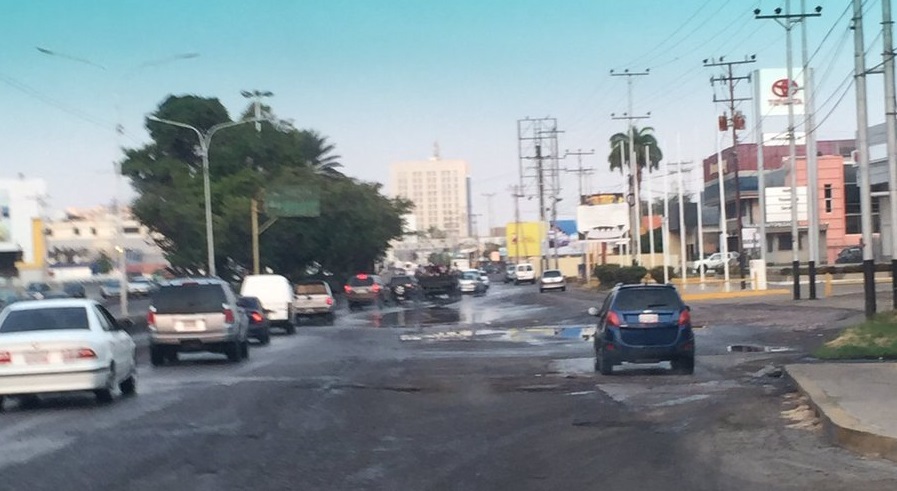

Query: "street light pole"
(146, 116), (259, 277)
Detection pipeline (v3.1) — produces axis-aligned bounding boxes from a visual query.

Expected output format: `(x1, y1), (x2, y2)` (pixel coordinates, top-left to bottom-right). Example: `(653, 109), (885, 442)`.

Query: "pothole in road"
(727, 344), (794, 353)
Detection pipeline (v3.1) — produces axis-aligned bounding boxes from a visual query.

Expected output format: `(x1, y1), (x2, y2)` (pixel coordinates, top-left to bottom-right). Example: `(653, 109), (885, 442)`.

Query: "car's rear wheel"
(95, 365), (115, 404)
(225, 341), (242, 362)
(119, 373), (137, 397)
(259, 329), (271, 345)
(284, 323), (297, 335)
(561, 286), (567, 292)
(150, 345), (165, 367)
(326, 313), (335, 325)
(0, 396), (4, 412)
(672, 356), (695, 375)
(241, 340), (250, 360)
(597, 350), (614, 375)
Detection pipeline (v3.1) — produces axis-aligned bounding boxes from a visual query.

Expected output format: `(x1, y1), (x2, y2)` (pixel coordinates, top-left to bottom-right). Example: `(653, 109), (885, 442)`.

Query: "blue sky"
(0, 0), (883, 230)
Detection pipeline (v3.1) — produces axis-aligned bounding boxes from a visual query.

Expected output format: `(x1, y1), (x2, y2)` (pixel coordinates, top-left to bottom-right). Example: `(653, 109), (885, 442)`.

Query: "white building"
(389, 153), (471, 238)
(0, 176), (47, 268)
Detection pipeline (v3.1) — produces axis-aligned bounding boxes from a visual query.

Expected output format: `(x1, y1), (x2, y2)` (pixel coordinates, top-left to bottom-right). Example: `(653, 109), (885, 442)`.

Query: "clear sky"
(0, 0), (884, 232)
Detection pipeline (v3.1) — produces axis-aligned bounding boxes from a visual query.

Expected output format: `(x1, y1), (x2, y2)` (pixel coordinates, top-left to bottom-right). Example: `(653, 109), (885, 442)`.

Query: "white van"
(240, 274), (295, 334)
(514, 263), (536, 285)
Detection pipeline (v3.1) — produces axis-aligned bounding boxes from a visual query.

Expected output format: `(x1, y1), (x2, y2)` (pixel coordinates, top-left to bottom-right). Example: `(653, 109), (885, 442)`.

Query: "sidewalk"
(785, 363), (897, 462)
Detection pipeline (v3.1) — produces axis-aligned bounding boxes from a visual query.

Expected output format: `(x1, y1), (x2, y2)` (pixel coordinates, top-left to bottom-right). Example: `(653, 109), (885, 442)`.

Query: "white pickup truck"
(691, 252), (739, 274)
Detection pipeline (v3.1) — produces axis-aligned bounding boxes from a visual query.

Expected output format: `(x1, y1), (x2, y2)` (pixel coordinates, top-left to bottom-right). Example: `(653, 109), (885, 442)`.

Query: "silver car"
(539, 269), (567, 293)
(147, 278), (249, 366)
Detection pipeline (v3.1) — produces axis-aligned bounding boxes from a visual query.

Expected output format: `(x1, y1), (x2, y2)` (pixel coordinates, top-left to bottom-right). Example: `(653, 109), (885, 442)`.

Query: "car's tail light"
(372, 284), (381, 293)
(678, 309), (691, 326)
(224, 308), (235, 323)
(0, 351), (10, 364)
(147, 310), (156, 327)
(64, 348), (97, 360)
(344, 285), (353, 294)
(326, 297), (334, 306)
(606, 311), (622, 327)
(250, 311), (264, 323)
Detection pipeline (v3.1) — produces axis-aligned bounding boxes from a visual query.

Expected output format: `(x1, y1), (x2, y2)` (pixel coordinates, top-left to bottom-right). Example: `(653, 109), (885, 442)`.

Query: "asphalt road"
(2, 282), (896, 490)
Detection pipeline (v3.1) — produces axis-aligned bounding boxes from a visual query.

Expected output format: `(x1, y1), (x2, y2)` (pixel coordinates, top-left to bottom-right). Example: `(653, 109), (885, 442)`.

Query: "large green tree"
(121, 95), (409, 281)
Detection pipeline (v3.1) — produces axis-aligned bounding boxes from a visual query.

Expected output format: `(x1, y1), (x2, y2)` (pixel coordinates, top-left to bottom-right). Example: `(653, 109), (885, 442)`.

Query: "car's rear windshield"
(462, 272), (479, 280)
(613, 288), (683, 311)
(0, 307), (90, 333)
(389, 276), (412, 286)
(152, 284), (227, 314)
(237, 297), (262, 309)
(348, 276), (374, 287)
(296, 283), (328, 295)
(517, 265), (533, 271)
(543, 270), (562, 278)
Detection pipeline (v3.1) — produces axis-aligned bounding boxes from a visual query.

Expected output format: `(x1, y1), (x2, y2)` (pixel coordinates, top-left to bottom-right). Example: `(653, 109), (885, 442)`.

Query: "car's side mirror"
(587, 307), (600, 317)
(117, 318), (134, 329)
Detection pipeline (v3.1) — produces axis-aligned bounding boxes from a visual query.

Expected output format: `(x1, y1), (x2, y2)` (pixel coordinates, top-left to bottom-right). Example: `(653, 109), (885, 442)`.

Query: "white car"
(691, 252), (739, 274)
(476, 269), (490, 290)
(0, 299), (137, 409)
(127, 277), (156, 297)
(458, 270), (486, 294)
(539, 269), (567, 292)
(514, 263), (536, 285)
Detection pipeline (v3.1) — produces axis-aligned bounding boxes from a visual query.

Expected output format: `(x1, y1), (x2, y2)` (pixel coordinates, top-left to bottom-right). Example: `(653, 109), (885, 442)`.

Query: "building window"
(824, 184), (833, 213)
(844, 165), (880, 234)
(123, 226), (140, 235)
(73, 227), (80, 236)
(90, 227), (97, 236)
(778, 233), (792, 251)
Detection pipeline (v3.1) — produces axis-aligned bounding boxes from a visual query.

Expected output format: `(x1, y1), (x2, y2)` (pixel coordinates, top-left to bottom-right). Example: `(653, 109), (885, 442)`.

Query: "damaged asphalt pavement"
(1, 282), (895, 490)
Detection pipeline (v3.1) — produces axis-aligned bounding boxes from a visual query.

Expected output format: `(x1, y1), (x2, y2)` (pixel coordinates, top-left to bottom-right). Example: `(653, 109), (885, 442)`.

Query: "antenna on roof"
(432, 141), (440, 160)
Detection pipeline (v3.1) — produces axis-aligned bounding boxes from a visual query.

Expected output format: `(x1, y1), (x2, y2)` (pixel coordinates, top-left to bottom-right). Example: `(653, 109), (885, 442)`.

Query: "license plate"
(25, 351), (49, 364)
(354, 288), (369, 294)
(638, 313), (659, 324)
(175, 320), (205, 332)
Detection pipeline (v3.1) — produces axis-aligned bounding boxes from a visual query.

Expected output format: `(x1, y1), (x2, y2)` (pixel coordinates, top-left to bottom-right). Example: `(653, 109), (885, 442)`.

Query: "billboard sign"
(505, 221), (546, 258)
(765, 186), (808, 223)
(577, 203), (630, 241)
(756, 68), (807, 117)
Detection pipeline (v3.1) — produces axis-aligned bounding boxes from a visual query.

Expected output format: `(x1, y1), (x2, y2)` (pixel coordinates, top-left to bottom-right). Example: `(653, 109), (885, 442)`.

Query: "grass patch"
(814, 311), (897, 360)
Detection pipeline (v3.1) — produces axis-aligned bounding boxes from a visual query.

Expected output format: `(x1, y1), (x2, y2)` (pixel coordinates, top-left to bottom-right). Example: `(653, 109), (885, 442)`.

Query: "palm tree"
(300, 131), (343, 177)
(607, 126), (663, 190)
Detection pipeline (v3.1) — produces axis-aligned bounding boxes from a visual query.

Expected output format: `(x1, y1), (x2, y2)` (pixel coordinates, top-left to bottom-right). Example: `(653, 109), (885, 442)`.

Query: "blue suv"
(588, 283), (695, 375)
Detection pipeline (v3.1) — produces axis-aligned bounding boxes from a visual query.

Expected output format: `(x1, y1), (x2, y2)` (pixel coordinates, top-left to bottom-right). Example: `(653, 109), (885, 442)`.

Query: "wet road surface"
(1, 282), (895, 490)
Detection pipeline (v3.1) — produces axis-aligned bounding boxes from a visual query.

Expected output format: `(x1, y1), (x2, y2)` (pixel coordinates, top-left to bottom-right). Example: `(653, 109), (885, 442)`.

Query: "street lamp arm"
(146, 115), (204, 141)
(208, 118), (259, 138)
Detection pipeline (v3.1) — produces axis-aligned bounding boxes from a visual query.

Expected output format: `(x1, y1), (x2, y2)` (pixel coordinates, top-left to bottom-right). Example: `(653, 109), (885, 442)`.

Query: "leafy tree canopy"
(121, 94), (410, 281)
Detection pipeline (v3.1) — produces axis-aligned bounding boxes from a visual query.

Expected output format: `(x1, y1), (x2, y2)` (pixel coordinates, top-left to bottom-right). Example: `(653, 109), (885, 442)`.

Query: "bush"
(649, 266), (676, 284)
(593, 264), (621, 286)
(617, 266), (649, 285)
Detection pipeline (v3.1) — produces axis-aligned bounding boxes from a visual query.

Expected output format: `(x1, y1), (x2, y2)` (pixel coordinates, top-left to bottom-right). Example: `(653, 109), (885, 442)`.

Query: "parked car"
(127, 277), (157, 297)
(691, 252), (739, 274)
(588, 283), (695, 375)
(477, 269), (490, 290)
(388, 275), (420, 303)
(539, 269), (567, 293)
(0, 287), (28, 310)
(514, 263), (536, 285)
(459, 270), (487, 295)
(236, 296), (271, 345)
(0, 299), (137, 409)
(61, 282), (86, 299)
(834, 246), (863, 264)
(147, 278), (250, 366)
(240, 274), (295, 334)
(26, 282), (53, 300)
(504, 264), (517, 284)
(344, 273), (389, 310)
(100, 280), (121, 299)
(293, 280), (336, 325)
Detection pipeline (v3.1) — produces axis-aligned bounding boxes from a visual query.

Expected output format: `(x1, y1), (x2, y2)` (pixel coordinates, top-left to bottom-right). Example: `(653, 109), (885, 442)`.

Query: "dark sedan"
(237, 296), (272, 345)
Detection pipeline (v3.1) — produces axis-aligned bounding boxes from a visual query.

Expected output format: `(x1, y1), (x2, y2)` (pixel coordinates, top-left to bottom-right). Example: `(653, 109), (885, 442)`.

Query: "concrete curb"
(681, 289), (791, 301)
(784, 365), (897, 463)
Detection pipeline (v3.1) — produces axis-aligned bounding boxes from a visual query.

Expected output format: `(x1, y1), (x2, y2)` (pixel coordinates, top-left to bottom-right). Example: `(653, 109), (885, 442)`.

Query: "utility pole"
(882, 0), (897, 309)
(645, 145), (656, 267)
(241, 90), (273, 131)
(704, 55), (755, 290)
(853, 0), (876, 318)
(755, 3), (823, 301)
(517, 117), (559, 271)
(801, 0), (821, 300)
(563, 149), (596, 203)
(509, 185), (525, 261)
(481, 192), (496, 235)
(611, 68), (650, 266)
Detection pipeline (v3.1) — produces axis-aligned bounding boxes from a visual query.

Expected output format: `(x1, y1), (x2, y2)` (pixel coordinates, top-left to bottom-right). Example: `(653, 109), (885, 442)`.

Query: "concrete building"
(389, 153), (471, 238)
(700, 139), (858, 265)
(0, 176), (47, 278)
(46, 206), (167, 275)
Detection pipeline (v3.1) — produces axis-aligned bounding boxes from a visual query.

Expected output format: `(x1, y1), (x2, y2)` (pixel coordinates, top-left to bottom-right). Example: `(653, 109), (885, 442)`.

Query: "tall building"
(389, 152), (471, 238)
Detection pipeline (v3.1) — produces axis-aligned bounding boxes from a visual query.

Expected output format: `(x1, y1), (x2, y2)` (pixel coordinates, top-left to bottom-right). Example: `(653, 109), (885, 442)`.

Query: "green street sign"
(264, 186), (320, 218)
